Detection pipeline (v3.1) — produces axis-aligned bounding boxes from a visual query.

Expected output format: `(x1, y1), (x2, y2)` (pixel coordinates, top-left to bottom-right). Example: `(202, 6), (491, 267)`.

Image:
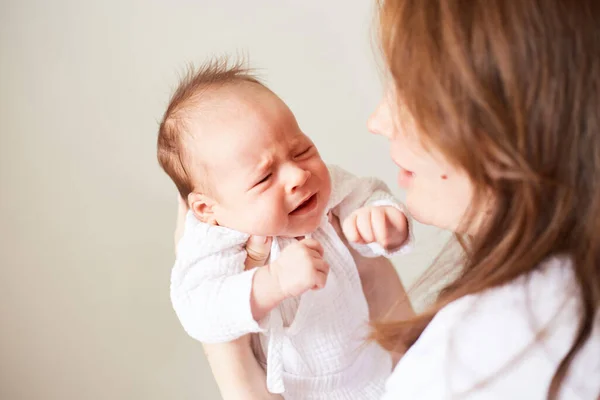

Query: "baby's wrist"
(265, 262), (288, 304)
(250, 265), (286, 322)
(266, 261), (289, 302)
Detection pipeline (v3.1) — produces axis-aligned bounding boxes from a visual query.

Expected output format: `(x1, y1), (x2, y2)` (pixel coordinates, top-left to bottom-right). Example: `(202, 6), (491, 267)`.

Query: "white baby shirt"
(171, 165), (411, 400)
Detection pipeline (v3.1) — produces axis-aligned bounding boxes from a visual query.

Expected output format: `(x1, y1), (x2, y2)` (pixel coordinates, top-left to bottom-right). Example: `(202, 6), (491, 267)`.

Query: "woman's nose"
(367, 96), (394, 139)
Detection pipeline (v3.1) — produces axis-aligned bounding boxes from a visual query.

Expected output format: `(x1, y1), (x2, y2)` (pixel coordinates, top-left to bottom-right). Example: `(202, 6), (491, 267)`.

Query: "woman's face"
(368, 92), (475, 233)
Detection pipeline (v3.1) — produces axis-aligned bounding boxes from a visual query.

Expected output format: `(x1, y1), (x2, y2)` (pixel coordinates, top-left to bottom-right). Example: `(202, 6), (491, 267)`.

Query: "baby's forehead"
(185, 82), (301, 166)
(189, 83), (293, 138)
(195, 81), (282, 117)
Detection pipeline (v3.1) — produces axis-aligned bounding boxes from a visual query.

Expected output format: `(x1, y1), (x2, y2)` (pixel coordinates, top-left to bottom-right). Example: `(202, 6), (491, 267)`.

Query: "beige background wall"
(0, 0), (448, 399)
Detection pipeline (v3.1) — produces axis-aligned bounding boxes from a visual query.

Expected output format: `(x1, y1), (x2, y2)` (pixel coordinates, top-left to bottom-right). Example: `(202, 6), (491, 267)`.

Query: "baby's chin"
(243, 193), (331, 237)
(279, 211), (327, 238)
(234, 216), (322, 238)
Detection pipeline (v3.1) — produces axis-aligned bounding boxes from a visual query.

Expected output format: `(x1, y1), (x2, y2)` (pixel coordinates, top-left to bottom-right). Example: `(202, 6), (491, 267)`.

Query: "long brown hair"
(373, 1), (600, 397)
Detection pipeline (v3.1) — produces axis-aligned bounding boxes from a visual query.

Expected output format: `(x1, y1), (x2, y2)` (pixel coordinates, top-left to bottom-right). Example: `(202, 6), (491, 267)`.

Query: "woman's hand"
(174, 194), (273, 265)
(205, 237), (280, 399)
(174, 195), (188, 251)
(173, 195), (281, 399)
(244, 235), (272, 270)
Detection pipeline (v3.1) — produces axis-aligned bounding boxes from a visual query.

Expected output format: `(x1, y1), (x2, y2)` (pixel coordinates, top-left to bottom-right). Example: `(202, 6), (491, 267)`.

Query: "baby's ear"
(188, 192), (218, 225)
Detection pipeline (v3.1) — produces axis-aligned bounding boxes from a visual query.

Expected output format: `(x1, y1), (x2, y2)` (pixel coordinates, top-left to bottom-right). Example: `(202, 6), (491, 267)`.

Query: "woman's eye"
(255, 173), (271, 187)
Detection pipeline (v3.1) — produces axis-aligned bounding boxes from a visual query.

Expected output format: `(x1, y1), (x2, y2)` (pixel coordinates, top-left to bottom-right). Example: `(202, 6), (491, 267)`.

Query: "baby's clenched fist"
(342, 206), (408, 251)
(268, 238), (329, 299)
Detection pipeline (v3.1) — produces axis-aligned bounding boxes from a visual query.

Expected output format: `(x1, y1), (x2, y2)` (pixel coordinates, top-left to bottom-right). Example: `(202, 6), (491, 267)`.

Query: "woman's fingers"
(174, 194), (189, 253)
(245, 236), (272, 270)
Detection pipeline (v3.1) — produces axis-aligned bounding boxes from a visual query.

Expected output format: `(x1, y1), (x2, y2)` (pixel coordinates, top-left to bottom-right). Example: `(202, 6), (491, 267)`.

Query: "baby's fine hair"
(157, 56), (265, 199)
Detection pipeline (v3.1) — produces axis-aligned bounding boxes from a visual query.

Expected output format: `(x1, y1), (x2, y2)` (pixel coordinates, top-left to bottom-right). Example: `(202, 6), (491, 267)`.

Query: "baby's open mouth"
(290, 193), (318, 216)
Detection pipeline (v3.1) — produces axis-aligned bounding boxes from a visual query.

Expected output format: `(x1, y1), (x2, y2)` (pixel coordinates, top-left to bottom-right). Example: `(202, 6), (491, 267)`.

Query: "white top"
(383, 256), (600, 400)
(171, 165), (412, 400)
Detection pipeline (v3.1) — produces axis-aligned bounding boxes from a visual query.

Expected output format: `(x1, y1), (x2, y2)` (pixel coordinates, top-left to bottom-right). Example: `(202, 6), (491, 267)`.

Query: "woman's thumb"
(244, 235), (272, 270)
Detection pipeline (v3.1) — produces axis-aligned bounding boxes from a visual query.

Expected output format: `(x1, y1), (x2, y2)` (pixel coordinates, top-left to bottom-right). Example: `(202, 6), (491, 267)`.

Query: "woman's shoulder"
(384, 256), (600, 399)
(437, 255), (579, 326)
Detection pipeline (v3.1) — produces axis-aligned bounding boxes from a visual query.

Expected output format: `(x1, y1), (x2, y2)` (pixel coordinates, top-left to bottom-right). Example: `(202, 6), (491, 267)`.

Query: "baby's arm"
(172, 215), (329, 343)
(174, 200), (282, 399)
(171, 252), (268, 343)
(250, 239), (328, 321)
(328, 165), (412, 257)
(342, 205), (409, 256)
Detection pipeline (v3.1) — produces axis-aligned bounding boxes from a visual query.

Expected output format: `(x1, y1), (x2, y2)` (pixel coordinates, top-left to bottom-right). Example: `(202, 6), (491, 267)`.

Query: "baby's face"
(192, 86), (331, 237)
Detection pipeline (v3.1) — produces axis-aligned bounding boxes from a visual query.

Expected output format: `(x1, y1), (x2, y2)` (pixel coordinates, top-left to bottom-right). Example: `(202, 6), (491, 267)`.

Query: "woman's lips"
(397, 167), (414, 188)
(290, 193), (318, 216)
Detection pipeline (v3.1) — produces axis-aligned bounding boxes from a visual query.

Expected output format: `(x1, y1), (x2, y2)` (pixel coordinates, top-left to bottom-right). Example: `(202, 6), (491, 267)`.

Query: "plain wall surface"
(0, 0), (449, 398)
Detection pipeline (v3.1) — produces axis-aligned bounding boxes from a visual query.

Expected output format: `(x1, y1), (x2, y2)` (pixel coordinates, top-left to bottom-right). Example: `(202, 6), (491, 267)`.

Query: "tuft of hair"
(157, 56), (265, 199)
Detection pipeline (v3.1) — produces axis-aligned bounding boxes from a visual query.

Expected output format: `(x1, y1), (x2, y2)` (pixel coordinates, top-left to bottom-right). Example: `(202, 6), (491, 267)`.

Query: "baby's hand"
(342, 206), (408, 252)
(268, 239), (329, 299)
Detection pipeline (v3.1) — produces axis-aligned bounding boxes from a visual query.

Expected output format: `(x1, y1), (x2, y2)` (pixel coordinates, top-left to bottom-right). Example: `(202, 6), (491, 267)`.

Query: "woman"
(372, 0), (600, 398)
(178, 0), (600, 398)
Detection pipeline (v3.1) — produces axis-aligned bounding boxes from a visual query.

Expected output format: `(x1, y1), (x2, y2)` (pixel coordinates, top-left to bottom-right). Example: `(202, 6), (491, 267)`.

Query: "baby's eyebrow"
(253, 157), (274, 177)
(289, 136), (304, 147)
(287, 136), (309, 153)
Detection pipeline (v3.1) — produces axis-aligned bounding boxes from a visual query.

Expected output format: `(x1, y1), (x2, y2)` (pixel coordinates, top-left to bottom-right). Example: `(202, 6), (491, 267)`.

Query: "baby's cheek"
(316, 167), (332, 200)
(250, 202), (287, 236)
(318, 161), (330, 181)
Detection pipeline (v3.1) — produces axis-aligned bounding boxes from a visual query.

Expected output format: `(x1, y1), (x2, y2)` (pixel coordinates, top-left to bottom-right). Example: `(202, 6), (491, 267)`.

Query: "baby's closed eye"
(294, 146), (313, 159)
(254, 173), (272, 187)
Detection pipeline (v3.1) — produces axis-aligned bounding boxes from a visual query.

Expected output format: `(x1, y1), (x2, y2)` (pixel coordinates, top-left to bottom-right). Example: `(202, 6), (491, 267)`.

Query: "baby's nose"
(287, 167), (311, 193)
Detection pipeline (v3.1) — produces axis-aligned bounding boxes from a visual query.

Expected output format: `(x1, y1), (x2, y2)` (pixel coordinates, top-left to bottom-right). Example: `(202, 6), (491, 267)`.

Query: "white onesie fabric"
(171, 165), (411, 399)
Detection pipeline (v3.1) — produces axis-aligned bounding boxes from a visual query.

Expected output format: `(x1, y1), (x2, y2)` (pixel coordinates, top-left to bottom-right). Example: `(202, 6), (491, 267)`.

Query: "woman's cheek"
(404, 187), (429, 225)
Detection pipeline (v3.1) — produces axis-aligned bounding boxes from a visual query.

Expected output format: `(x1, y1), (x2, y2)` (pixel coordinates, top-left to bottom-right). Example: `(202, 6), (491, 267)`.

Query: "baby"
(157, 59), (411, 400)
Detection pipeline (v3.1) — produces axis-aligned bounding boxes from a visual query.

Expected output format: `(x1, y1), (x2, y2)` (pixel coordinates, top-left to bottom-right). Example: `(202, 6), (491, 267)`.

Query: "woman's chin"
(405, 196), (431, 226)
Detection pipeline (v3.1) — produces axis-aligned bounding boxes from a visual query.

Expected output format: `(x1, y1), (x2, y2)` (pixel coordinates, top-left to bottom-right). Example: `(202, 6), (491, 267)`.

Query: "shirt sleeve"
(170, 212), (268, 344)
(327, 164), (413, 258)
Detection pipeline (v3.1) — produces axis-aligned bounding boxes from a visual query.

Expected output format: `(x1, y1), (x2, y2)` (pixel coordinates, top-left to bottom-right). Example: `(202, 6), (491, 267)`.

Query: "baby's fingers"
(312, 264), (329, 290)
(371, 207), (390, 248)
(300, 238), (324, 257)
(356, 210), (375, 243)
(385, 207), (408, 233)
(342, 213), (363, 244)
